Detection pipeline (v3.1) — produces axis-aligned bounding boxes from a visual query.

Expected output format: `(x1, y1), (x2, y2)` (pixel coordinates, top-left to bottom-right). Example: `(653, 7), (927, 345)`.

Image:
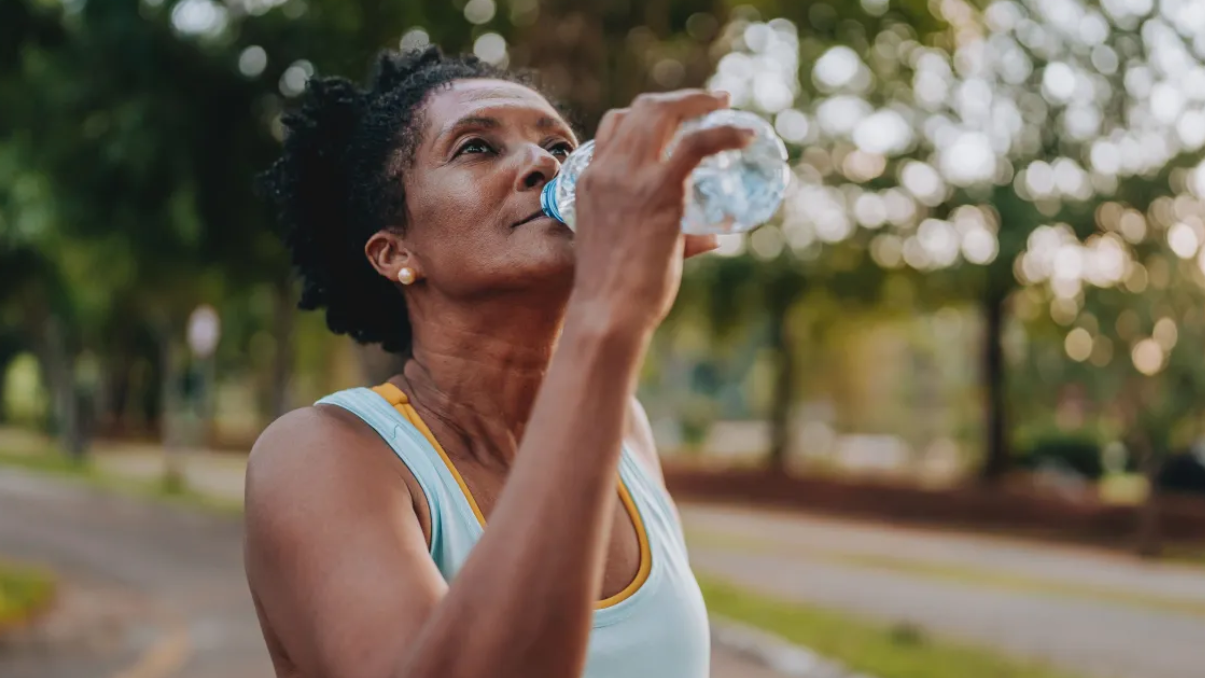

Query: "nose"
(515, 145), (561, 192)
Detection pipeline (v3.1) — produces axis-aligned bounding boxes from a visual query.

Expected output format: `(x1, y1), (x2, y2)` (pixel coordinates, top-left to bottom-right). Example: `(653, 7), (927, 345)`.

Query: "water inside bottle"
(673, 110), (790, 235)
(542, 109), (789, 236)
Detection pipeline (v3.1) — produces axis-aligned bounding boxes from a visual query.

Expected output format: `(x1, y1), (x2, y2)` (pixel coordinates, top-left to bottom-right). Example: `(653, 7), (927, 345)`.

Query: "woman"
(246, 45), (753, 678)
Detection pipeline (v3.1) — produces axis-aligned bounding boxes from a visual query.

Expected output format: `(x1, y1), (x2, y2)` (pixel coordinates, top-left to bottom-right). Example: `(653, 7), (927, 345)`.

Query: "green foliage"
(1157, 451), (1205, 497)
(7, 0), (1205, 490)
(1, 353), (48, 426)
(1017, 434), (1104, 480)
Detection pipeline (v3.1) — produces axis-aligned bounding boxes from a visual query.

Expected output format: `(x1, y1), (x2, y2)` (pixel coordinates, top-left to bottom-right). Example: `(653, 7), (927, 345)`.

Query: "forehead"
(421, 79), (568, 133)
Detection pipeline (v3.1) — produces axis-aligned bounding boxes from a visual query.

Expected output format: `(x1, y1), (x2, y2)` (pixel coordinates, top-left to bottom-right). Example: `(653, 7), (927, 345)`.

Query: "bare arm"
(246, 316), (644, 678)
(245, 91), (751, 678)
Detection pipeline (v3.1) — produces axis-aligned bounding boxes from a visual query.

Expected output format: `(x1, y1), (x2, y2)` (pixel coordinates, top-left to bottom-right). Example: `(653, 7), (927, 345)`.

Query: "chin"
(503, 217), (575, 284)
(525, 243), (576, 287)
(535, 216), (574, 238)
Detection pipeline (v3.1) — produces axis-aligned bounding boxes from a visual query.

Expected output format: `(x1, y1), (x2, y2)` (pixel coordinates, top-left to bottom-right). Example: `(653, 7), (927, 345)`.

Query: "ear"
(365, 230), (421, 284)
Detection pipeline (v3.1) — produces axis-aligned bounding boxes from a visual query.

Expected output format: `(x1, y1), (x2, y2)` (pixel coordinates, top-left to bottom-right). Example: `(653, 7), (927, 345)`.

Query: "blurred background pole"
(71, 350), (99, 461)
(160, 322), (184, 492)
(269, 276), (295, 419)
(187, 304), (221, 445)
(161, 304), (220, 492)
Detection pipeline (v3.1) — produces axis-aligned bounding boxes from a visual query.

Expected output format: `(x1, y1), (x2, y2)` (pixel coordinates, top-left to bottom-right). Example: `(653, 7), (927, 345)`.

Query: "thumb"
(684, 234), (719, 259)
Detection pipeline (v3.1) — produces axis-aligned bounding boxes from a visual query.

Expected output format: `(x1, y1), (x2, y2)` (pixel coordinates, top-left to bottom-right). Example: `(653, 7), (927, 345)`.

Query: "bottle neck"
(540, 178), (565, 224)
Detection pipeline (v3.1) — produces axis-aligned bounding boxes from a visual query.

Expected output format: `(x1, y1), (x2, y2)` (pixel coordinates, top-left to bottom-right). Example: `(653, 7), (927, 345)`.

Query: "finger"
(633, 89), (730, 122)
(593, 108), (629, 149)
(663, 124), (755, 184)
(684, 234), (720, 259)
(622, 90), (731, 158)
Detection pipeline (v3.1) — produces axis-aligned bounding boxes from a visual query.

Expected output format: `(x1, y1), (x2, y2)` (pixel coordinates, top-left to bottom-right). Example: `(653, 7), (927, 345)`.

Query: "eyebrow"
(438, 114), (567, 142)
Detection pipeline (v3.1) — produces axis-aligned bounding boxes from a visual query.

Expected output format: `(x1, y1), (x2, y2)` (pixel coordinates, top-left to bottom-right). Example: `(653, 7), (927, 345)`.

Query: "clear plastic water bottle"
(540, 109), (791, 236)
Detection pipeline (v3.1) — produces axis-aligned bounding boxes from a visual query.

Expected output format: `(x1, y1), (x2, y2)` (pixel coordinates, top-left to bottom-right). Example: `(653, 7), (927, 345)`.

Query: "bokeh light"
(400, 28), (430, 52)
(463, 0), (496, 25)
(473, 33), (508, 67)
(1132, 337), (1165, 376)
(238, 46), (267, 78)
(1064, 328), (1093, 362)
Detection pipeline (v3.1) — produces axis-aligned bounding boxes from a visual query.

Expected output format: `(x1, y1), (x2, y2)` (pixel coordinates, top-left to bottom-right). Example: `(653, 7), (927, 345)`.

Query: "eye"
(455, 138), (495, 157)
(547, 141), (575, 159)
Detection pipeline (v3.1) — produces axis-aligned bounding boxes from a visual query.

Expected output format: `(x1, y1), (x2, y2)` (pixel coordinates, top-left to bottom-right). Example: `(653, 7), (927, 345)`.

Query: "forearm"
(397, 300), (649, 678)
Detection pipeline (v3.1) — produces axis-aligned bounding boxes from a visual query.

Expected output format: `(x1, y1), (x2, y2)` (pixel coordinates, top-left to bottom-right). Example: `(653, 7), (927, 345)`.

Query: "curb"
(710, 616), (874, 678)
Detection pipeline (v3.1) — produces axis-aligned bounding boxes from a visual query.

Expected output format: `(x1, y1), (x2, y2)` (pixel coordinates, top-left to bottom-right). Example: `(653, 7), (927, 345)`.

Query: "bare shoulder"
(244, 404), (418, 564)
(246, 404), (404, 507)
(243, 406), (443, 678)
(625, 397), (665, 486)
(246, 405), (378, 475)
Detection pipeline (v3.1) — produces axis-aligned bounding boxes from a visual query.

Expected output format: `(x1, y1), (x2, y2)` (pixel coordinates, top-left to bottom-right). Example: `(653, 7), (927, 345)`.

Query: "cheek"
(405, 167), (574, 292)
(403, 175), (502, 283)
(409, 170), (499, 231)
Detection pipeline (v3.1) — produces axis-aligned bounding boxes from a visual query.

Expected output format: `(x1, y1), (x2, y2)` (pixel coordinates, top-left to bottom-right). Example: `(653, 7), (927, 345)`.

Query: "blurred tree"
(676, 6), (948, 471)
(1019, 222), (1205, 555)
(3, 0), (765, 437)
(700, 0), (1205, 483)
(12, 0), (1205, 493)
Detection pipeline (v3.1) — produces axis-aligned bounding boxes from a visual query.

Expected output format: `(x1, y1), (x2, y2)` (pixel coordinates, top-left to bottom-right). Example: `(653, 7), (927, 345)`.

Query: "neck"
(396, 297), (565, 466)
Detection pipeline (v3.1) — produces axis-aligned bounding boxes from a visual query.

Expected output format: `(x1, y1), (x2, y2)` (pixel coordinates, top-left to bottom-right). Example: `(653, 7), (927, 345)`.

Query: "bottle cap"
(540, 179), (564, 224)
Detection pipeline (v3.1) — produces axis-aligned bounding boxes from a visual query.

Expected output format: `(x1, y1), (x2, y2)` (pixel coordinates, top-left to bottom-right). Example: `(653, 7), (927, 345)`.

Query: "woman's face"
(392, 78), (580, 301)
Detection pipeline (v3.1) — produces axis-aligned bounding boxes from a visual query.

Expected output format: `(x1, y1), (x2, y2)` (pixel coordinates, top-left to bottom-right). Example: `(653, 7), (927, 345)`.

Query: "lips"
(513, 210), (546, 228)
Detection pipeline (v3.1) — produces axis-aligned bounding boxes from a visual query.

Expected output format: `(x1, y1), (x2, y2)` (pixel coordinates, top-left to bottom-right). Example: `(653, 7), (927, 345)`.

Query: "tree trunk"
(157, 325), (186, 491)
(41, 316), (82, 459)
(107, 355), (131, 436)
(767, 310), (795, 474)
(1135, 435), (1164, 558)
(197, 355), (217, 448)
(979, 292), (1010, 483)
(158, 329), (180, 447)
(0, 336), (22, 423)
(269, 278), (296, 419)
(71, 391), (94, 459)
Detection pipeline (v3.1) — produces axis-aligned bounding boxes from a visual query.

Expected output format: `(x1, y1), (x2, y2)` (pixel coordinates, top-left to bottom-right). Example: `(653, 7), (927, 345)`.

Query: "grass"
(689, 528), (1205, 618)
(0, 448), (242, 516)
(699, 574), (1087, 678)
(1163, 544), (1205, 568)
(0, 561), (56, 632)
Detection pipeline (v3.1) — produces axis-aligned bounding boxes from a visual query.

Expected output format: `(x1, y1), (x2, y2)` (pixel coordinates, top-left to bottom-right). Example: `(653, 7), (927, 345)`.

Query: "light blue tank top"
(316, 386), (711, 678)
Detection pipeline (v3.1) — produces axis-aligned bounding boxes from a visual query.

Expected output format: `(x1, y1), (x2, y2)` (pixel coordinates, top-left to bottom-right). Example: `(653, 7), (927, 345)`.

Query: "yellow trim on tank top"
(372, 382), (653, 609)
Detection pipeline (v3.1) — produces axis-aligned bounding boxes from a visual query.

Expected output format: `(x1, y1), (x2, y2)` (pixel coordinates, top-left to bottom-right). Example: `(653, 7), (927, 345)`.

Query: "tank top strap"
(616, 446), (689, 557)
(316, 385), (711, 678)
(314, 386), (483, 576)
(368, 382), (487, 526)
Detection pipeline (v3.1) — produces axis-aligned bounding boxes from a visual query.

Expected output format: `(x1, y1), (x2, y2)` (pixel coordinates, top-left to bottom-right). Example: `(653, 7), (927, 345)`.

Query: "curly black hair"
(259, 46), (542, 355)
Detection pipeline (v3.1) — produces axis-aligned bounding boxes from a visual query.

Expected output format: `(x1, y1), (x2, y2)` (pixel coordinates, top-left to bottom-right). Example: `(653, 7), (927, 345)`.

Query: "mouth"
(513, 210), (549, 228)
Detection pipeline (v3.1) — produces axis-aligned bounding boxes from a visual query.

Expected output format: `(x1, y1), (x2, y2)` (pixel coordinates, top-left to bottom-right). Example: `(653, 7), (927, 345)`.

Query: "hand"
(684, 235), (719, 259)
(570, 90), (753, 336)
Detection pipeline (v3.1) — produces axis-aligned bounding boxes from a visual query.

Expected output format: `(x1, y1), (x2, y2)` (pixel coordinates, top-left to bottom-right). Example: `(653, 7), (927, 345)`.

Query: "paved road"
(19, 445), (1205, 678)
(0, 468), (779, 678)
(684, 504), (1205, 678)
(0, 470), (270, 678)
